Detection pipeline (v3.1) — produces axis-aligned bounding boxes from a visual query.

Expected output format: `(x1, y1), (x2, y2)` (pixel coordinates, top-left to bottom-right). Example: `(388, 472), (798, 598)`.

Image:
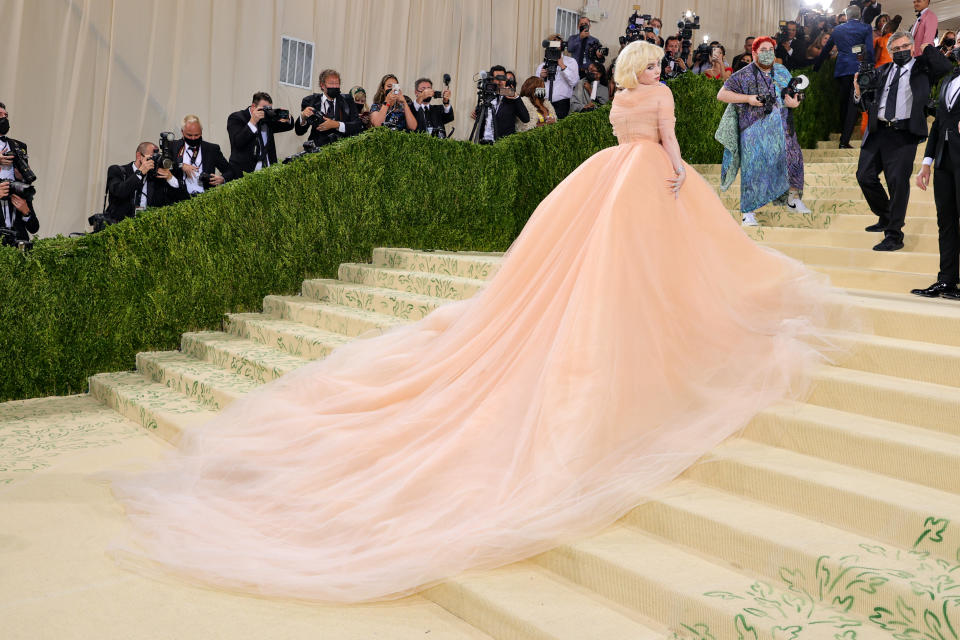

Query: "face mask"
(945, 38), (957, 48)
(892, 50), (912, 66)
(187, 137), (202, 148)
(757, 50), (776, 67)
(0, 118), (10, 136)
(325, 87), (341, 99)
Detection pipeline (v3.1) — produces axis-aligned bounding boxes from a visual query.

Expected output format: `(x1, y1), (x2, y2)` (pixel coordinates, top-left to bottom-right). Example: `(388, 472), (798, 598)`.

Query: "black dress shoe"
(839, 143), (854, 149)
(873, 237), (904, 251)
(942, 289), (960, 300)
(911, 282), (959, 297)
(864, 222), (886, 232)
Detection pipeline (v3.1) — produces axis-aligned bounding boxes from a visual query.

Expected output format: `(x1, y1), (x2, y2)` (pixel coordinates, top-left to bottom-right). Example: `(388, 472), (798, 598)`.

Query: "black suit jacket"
(863, 45), (952, 141)
(925, 67), (960, 168)
(172, 139), (235, 197)
(294, 94), (362, 147)
(473, 97), (530, 140)
(862, 3), (882, 28)
(411, 102), (454, 134)
(103, 162), (181, 222)
(227, 108), (295, 176)
(0, 137), (38, 240)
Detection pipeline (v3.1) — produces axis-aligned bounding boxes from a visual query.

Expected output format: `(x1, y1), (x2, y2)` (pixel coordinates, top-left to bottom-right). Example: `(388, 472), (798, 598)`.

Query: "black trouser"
(837, 74), (859, 146)
(855, 125), (919, 243)
(553, 98), (571, 119)
(934, 146), (960, 284)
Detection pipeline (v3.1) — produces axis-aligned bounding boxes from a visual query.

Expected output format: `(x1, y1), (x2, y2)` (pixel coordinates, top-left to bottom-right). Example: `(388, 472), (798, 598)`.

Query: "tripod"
(469, 89), (500, 144)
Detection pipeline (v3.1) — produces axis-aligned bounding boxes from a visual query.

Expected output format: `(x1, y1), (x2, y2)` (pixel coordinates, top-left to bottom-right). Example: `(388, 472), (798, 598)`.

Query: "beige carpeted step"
(225, 312), (351, 359)
(838, 289), (960, 345)
(262, 294), (404, 336)
(748, 226), (939, 252)
(302, 278), (447, 322)
(339, 263), (487, 299)
(826, 213), (938, 234)
(761, 241), (939, 273)
(136, 350), (259, 411)
(180, 331), (310, 384)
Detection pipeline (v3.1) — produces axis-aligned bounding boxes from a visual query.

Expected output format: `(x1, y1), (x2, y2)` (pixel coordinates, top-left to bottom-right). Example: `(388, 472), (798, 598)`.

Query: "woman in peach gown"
(111, 41), (839, 602)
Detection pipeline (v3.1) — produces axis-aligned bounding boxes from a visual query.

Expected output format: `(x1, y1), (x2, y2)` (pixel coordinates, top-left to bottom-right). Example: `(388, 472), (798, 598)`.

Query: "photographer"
(854, 32), (950, 251)
(103, 142), (181, 224)
(411, 77), (454, 137)
(470, 65), (529, 143)
(370, 74), (418, 131)
(913, 57), (960, 298)
(0, 103), (38, 245)
(566, 16), (601, 77)
(813, 4), (874, 148)
(571, 63), (610, 113)
(716, 36), (809, 226)
(173, 115), (234, 198)
(862, 0), (883, 27)
(662, 36), (689, 77)
(704, 44), (733, 80)
(295, 69), (362, 148)
(227, 91), (294, 176)
(536, 34), (579, 119)
(776, 21), (809, 70)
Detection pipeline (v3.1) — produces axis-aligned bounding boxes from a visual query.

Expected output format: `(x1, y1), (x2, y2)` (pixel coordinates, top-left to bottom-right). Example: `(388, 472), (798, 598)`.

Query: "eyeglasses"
(889, 43), (912, 52)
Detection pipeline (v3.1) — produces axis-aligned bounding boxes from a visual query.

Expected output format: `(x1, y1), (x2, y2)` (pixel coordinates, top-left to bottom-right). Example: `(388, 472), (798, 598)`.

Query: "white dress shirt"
(878, 58), (915, 122)
(182, 143), (204, 195)
(246, 107), (270, 171)
(535, 56), (580, 101)
(415, 101), (452, 133)
(131, 162), (179, 209)
(924, 73), (960, 166)
(0, 138), (20, 228)
(483, 97), (501, 142)
(298, 94), (348, 135)
(910, 7), (927, 36)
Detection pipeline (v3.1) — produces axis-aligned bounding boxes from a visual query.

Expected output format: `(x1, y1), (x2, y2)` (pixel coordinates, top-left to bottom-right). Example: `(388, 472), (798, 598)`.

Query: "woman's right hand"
(385, 91), (398, 106)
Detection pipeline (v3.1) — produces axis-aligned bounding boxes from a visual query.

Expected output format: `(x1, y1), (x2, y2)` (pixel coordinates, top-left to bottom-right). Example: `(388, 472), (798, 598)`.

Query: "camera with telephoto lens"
(756, 92), (778, 115)
(148, 131), (179, 177)
(587, 40), (609, 65)
(677, 12), (701, 61)
(693, 42), (712, 67)
(6, 141), (36, 184)
(199, 172), (218, 189)
(620, 8), (653, 46)
(261, 105), (290, 123)
(852, 44), (883, 105)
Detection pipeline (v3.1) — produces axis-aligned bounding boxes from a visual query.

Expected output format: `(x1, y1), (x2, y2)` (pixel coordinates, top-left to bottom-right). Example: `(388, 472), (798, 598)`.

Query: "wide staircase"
(6, 133), (960, 639)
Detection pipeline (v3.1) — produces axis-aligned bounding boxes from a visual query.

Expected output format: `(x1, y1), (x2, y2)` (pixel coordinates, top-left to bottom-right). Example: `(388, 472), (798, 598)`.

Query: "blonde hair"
(182, 114), (202, 128)
(614, 40), (664, 89)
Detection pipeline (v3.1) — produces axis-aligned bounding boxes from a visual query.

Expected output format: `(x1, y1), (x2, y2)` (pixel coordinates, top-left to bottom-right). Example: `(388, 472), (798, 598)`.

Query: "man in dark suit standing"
(103, 141), (183, 224)
(862, 0), (883, 28)
(0, 102), (39, 245)
(853, 32), (950, 251)
(912, 63), (960, 298)
(814, 5), (875, 148)
(411, 77), (454, 137)
(470, 65), (529, 144)
(173, 115), (234, 198)
(227, 91), (294, 176)
(295, 69), (362, 149)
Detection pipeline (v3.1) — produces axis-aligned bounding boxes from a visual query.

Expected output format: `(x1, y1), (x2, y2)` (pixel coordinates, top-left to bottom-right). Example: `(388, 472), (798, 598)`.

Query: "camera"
(677, 11), (701, 61)
(693, 42), (712, 66)
(152, 131), (179, 173)
(303, 96), (328, 128)
(0, 178), (35, 200)
(852, 44), (883, 105)
(781, 74), (809, 103)
(587, 40), (609, 65)
(620, 8), (653, 46)
(0, 227), (32, 250)
(756, 92), (778, 115)
(6, 141), (36, 185)
(543, 39), (564, 64)
(261, 105), (290, 123)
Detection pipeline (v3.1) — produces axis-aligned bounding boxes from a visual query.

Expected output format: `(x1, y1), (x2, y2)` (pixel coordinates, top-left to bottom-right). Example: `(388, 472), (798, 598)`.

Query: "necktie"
(884, 67), (903, 121)
(325, 98), (335, 118)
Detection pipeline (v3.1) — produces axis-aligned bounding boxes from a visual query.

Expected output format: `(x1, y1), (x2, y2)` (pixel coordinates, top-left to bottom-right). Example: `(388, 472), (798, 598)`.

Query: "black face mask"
(944, 38), (957, 48)
(422, 95), (432, 103)
(0, 118), (10, 136)
(187, 137), (202, 148)
(586, 72), (597, 82)
(892, 50), (912, 66)
(325, 87), (341, 99)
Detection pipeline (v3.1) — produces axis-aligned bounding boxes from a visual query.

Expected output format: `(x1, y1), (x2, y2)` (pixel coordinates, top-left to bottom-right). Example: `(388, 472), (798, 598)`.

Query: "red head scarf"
(752, 36), (777, 57)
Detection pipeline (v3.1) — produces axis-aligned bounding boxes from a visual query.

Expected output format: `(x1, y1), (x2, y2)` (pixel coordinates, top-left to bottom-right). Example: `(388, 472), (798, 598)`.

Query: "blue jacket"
(814, 19), (874, 77)
(566, 33), (601, 70)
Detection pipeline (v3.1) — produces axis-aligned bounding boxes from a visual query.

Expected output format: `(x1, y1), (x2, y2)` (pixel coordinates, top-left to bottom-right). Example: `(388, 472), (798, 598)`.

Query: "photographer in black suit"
(913, 64), (960, 298)
(103, 141), (182, 224)
(173, 115), (235, 198)
(470, 65), (529, 143)
(295, 69), (362, 148)
(854, 32), (951, 251)
(411, 77), (454, 137)
(0, 102), (38, 245)
(227, 91), (294, 176)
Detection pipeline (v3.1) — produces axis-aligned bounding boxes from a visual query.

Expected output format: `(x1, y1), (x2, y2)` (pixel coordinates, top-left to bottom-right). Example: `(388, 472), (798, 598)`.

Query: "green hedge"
(0, 62), (844, 401)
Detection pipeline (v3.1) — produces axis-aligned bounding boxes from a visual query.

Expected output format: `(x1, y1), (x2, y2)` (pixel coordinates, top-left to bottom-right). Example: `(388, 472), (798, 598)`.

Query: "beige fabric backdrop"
(0, 0), (802, 237)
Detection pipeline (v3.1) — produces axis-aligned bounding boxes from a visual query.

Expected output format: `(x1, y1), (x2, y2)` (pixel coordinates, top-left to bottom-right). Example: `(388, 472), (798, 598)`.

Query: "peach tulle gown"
(110, 82), (840, 602)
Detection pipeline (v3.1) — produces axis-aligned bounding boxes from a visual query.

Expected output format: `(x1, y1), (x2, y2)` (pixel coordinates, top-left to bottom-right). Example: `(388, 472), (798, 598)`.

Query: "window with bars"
(279, 36), (315, 90)
(555, 8), (580, 38)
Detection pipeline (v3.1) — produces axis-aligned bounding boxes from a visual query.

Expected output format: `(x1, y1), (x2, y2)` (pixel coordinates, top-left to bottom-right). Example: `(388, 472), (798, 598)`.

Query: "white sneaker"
(742, 212), (759, 226)
(787, 196), (812, 214)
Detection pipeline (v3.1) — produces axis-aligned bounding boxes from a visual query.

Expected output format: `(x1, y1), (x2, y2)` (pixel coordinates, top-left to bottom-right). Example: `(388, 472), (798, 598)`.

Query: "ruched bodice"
(609, 83), (676, 144)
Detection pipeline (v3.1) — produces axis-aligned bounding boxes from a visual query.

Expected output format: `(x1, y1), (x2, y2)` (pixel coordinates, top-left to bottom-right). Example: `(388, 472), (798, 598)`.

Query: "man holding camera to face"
(566, 16), (601, 78)
(173, 115), (234, 198)
(227, 91), (294, 177)
(0, 103), (38, 245)
(470, 65), (529, 143)
(536, 34), (579, 119)
(103, 141), (182, 224)
(295, 69), (362, 149)
(411, 77), (454, 138)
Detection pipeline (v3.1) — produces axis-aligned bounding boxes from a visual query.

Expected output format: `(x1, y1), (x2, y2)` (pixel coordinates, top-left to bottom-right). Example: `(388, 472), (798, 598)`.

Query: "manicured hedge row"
(0, 62), (842, 401)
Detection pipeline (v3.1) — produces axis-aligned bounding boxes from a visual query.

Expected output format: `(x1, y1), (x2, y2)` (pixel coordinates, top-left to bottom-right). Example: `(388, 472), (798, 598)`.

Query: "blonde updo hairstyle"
(614, 40), (664, 90)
